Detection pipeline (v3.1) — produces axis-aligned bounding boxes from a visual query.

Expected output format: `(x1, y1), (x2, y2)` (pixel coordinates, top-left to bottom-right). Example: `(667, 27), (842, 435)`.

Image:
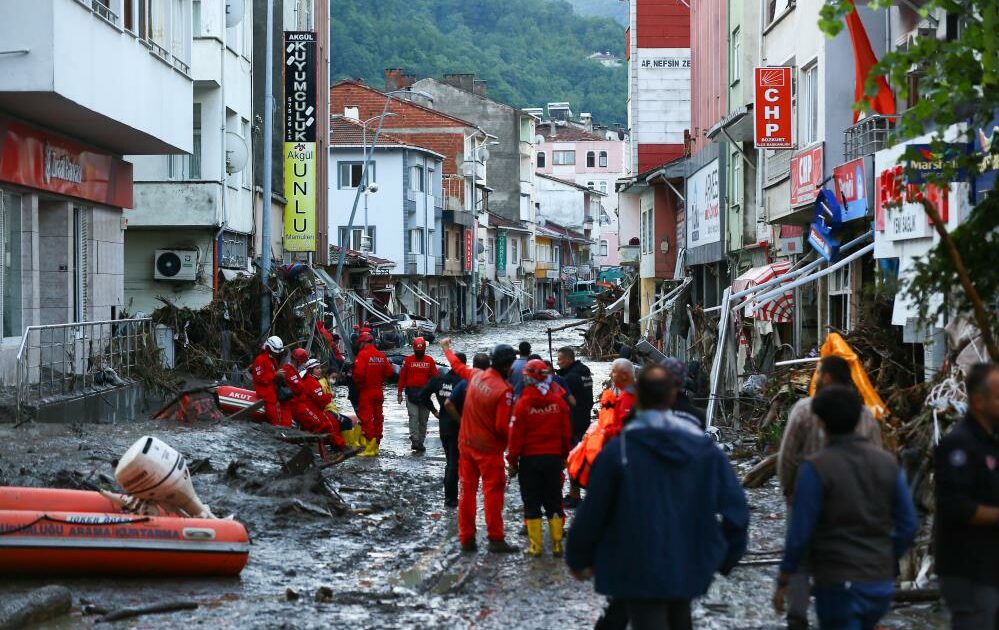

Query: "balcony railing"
(619, 244), (640, 265)
(843, 115), (898, 162)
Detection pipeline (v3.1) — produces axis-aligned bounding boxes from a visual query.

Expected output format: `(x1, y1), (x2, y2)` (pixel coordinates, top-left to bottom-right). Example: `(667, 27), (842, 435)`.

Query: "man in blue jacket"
(566, 364), (749, 630)
(774, 384), (917, 630)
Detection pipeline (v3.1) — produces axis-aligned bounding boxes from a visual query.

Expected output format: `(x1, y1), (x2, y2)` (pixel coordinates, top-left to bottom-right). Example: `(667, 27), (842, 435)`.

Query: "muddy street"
(0, 320), (946, 628)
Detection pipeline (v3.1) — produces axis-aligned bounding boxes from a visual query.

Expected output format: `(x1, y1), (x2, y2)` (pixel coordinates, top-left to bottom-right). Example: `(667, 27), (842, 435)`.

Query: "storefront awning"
(733, 261), (795, 323)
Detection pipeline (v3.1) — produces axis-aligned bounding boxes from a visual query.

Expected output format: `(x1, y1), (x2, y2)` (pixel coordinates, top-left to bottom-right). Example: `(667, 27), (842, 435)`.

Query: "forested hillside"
(330, 0), (627, 124)
(557, 0), (628, 25)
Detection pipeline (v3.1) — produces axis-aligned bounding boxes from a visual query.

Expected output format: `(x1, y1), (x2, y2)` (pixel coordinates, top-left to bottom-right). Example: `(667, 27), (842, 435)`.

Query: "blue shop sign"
(807, 189), (843, 262)
(974, 117), (999, 203)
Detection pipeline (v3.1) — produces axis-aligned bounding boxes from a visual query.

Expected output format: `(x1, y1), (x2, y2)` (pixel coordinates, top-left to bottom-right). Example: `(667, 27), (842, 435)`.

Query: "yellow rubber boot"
(359, 438), (379, 457)
(525, 518), (543, 557)
(549, 516), (565, 557)
(346, 427), (360, 449)
(358, 432), (368, 449)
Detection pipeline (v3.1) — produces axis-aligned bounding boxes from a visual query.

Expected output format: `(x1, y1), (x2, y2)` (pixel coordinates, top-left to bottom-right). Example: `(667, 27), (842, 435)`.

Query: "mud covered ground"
(0, 321), (947, 628)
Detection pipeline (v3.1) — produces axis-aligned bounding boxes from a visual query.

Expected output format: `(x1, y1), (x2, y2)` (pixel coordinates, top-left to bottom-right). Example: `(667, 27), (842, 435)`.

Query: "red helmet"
(523, 359), (551, 381)
(290, 348), (309, 363)
(359, 332), (374, 343)
(353, 325), (360, 331)
(412, 337), (427, 351)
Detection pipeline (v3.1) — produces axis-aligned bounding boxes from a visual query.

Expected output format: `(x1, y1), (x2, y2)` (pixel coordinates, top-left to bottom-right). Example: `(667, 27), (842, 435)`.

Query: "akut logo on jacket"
(528, 403), (562, 415)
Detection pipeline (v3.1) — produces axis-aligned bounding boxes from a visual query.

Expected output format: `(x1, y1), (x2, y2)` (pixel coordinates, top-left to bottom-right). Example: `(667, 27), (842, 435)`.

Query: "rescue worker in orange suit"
(441, 337), (520, 554)
(279, 348), (309, 427)
(294, 358), (346, 451)
(251, 336), (290, 427)
(354, 332), (394, 457)
(508, 359), (572, 557)
(397, 337), (439, 453)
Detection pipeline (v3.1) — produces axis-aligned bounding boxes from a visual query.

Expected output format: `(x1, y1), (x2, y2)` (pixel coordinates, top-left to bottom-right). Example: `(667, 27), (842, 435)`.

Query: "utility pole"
(259, 0), (274, 336)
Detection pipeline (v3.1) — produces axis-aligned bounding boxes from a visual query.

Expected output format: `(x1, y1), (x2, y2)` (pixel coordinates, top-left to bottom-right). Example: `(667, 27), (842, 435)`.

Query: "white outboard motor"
(115, 436), (214, 518)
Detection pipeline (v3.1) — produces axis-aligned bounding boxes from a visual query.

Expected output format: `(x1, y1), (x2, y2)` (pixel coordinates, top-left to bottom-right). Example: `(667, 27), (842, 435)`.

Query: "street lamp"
(329, 88), (435, 359)
(359, 112), (396, 253)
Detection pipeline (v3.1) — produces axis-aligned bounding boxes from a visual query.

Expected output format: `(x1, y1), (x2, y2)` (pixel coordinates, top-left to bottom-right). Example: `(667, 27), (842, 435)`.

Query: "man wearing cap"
(441, 337), (519, 554)
(398, 337), (440, 453)
(353, 332), (394, 457)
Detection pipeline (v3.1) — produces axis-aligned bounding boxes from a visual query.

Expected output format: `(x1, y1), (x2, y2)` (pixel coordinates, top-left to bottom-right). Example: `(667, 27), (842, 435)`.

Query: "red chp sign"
(0, 117), (133, 208)
(789, 144), (824, 207)
(754, 67), (793, 149)
(464, 228), (473, 272)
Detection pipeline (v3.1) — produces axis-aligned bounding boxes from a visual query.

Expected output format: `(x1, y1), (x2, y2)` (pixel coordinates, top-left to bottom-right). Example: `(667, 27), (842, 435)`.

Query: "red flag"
(845, 2), (895, 123)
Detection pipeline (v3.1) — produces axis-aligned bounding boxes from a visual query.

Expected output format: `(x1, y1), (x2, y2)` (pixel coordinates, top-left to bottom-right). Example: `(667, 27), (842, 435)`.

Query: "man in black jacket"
(935, 362), (999, 630)
(558, 346), (593, 509)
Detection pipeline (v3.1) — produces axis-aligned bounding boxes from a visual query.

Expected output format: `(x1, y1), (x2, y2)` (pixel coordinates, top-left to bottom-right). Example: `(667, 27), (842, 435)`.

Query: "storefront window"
(1, 191), (22, 338)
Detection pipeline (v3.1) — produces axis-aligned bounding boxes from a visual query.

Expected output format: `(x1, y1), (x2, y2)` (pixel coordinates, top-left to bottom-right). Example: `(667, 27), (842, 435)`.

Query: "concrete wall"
(536, 178), (586, 229)
(410, 79), (525, 222)
(0, 0), (193, 154)
(124, 229), (215, 314)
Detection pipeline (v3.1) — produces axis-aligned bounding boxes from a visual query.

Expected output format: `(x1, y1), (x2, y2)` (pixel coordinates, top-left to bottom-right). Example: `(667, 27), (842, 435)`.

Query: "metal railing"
(843, 115), (898, 162)
(16, 318), (154, 414)
(77, 0), (120, 27)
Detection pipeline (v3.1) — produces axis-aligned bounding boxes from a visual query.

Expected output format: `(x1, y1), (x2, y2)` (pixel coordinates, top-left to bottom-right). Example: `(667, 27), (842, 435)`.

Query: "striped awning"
(733, 260), (795, 323)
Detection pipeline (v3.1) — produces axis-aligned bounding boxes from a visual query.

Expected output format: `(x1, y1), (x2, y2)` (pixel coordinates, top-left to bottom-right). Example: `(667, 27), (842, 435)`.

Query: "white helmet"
(302, 358), (322, 372)
(263, 335), (284, 353)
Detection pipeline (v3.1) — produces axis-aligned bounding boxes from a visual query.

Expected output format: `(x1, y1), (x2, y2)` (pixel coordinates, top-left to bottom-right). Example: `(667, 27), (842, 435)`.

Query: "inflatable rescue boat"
(0, 438), (250, 577)
(0, 504), (249, 576)
(216, 384), (269, 421)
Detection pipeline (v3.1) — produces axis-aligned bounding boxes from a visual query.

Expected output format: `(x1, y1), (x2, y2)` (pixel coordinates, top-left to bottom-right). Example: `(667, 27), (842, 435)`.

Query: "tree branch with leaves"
(820, 0), (999, 361)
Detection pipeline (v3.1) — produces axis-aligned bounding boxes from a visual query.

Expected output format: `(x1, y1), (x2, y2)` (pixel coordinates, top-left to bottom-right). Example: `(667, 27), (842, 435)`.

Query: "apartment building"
(0, 0), (193, 378)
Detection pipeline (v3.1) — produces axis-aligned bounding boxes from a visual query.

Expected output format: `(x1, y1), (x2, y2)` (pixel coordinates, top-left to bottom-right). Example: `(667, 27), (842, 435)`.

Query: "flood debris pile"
(151, 270), (322, 380)
(581, 305), (629, 360)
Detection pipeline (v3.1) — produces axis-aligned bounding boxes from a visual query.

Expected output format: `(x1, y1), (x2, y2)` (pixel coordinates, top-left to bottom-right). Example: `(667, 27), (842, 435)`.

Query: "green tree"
(820, 0), (999, 360)
(330, 0), (628, 124)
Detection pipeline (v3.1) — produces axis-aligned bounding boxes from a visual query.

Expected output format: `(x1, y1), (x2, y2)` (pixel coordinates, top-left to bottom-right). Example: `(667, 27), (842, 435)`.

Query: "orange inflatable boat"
(0, 487), (249, 577)
(216, 385), (269, 421)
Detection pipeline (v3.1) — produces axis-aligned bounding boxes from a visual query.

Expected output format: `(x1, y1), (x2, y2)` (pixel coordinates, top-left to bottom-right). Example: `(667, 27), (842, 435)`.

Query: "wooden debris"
(98, 601), (198, 623)
(741, 453), (778, 489)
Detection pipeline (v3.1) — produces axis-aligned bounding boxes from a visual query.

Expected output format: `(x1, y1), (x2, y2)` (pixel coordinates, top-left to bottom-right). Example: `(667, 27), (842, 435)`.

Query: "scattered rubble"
(0, 585), (71, 630)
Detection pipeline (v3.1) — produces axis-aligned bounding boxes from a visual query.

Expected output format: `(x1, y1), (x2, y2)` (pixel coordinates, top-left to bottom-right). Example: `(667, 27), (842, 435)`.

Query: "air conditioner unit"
(154, 249), (198, 281)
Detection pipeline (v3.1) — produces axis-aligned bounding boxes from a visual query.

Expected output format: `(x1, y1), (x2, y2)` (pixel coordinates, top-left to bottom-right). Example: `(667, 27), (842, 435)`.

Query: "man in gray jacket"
(776, 355), (884, 629)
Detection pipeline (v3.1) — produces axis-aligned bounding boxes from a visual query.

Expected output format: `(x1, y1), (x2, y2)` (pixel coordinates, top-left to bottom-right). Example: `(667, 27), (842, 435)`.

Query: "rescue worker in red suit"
(354, 332), (394, 457)
(441, 337), (520, 554)
(397, 337), (439, 453)
(508, 359), (572, 557)
(279, 348), (309, 427)
(294, 358), (346, 450)
(251, 336), (290, 427)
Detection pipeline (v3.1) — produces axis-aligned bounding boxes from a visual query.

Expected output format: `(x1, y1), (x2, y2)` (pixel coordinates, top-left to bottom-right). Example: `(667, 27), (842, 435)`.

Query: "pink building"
(534, 124), (627, 267)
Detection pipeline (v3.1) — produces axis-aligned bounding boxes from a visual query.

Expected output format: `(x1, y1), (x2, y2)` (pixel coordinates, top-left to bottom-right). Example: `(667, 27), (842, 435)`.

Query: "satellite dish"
(225, 0), (245, 27)
(534, 134), (545, 145)
(225, 132), (249, 174)
(478, 147), (490, 162)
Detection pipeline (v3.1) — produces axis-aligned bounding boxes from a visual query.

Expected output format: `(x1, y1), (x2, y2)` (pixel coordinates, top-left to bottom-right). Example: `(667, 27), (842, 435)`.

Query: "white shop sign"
(686, 158), (721, 248)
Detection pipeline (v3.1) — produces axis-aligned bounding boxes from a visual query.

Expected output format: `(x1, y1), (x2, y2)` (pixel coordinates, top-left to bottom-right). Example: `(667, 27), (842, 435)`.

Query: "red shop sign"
(464, 228), (473, 272)
(754, 67), (793, 149)
(789, 144), (824, 207)
(0, 117), (133, 208)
